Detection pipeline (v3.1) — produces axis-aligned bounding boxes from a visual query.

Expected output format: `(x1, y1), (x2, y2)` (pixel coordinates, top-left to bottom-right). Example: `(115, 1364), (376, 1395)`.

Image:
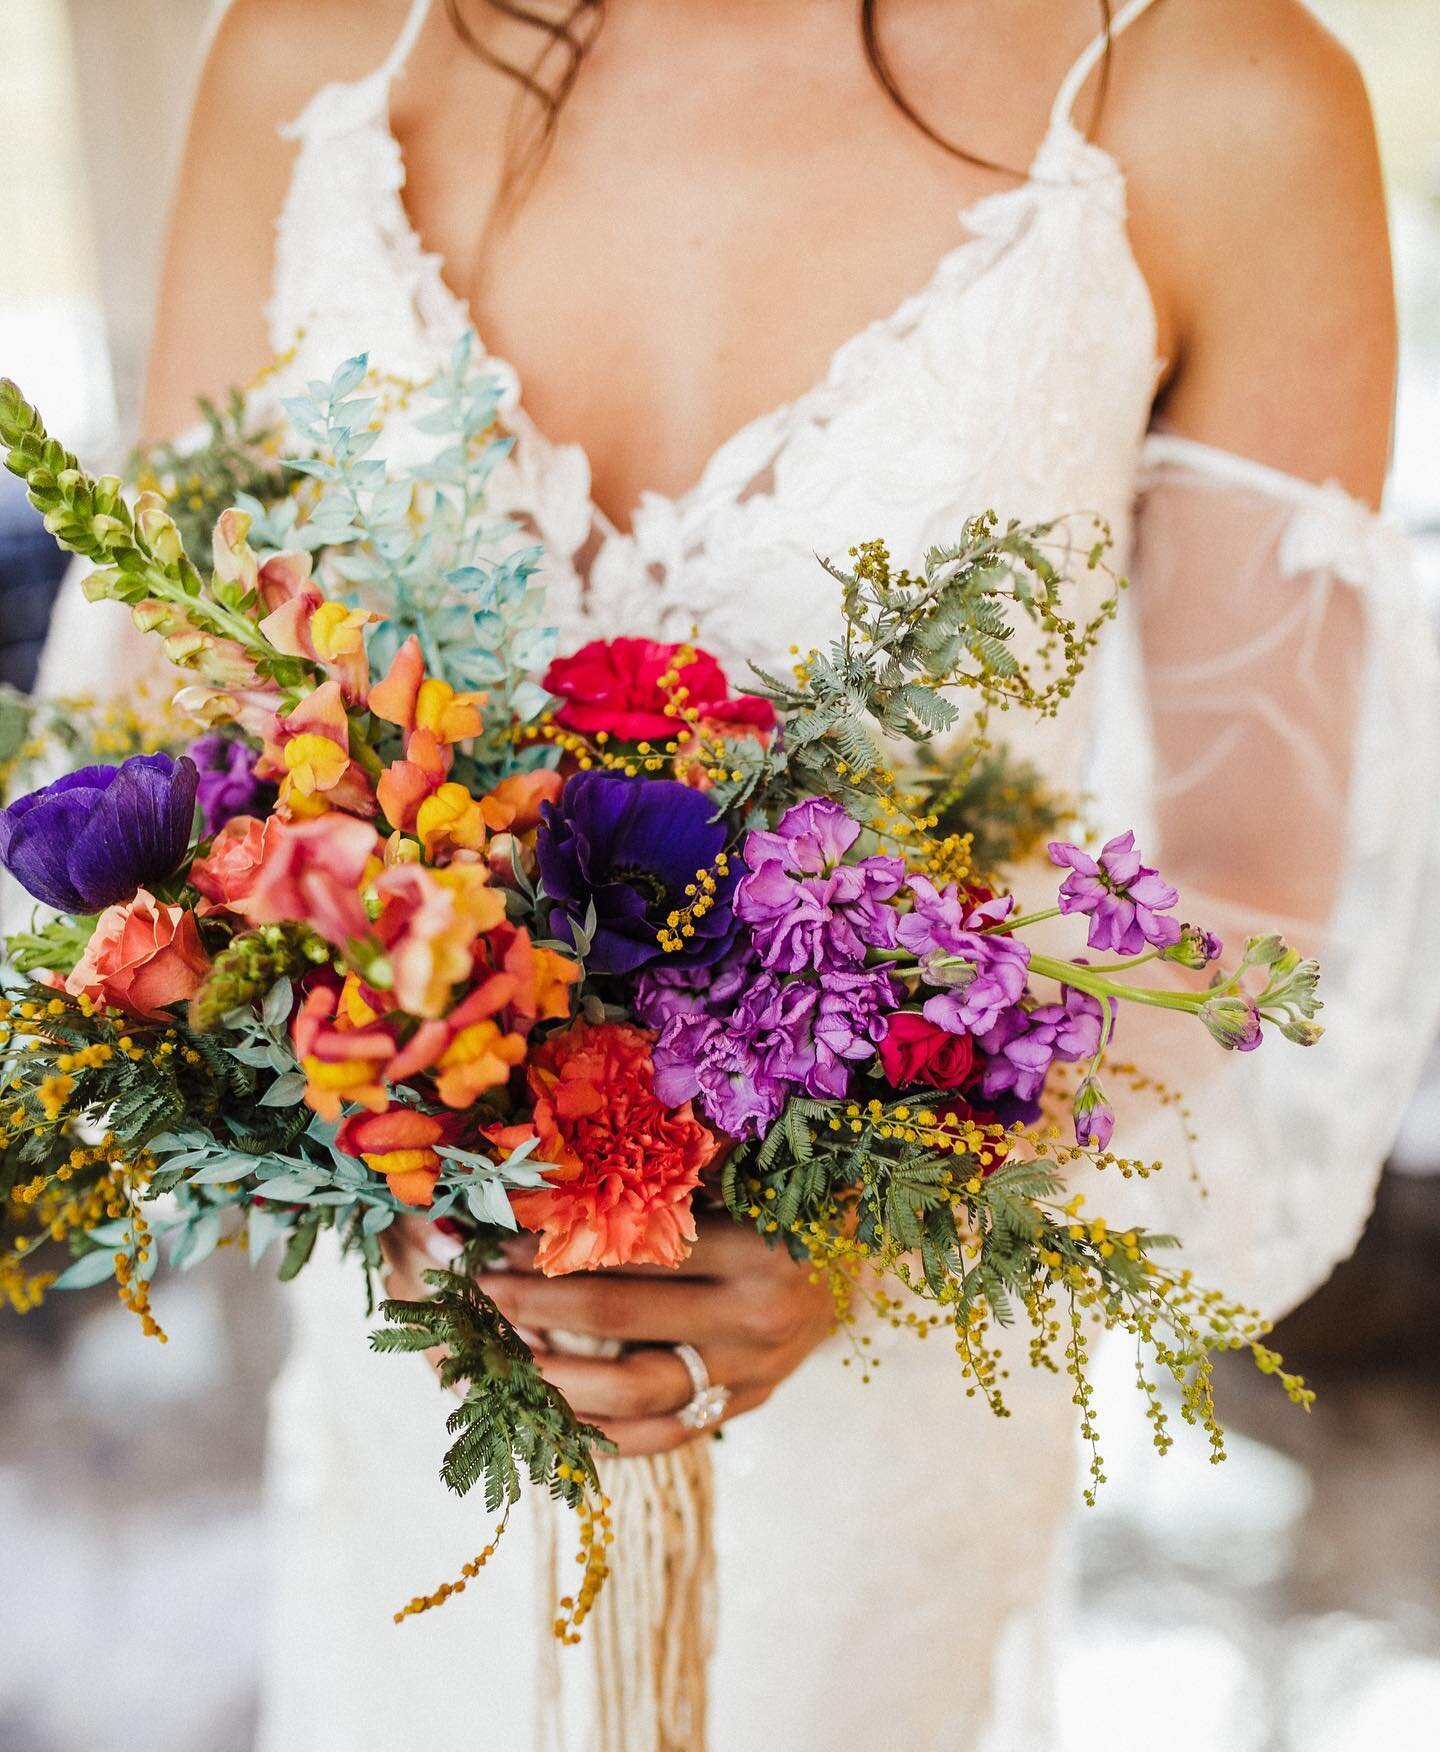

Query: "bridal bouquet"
(0, 345), (1319, 1632)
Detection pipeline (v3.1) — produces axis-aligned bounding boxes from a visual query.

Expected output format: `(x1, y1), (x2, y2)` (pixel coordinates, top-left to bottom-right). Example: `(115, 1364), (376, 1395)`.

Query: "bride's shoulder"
(1110, 0), (1375, 188)
(202, 0), (416, 109)
(1113, 0), (1392, 501)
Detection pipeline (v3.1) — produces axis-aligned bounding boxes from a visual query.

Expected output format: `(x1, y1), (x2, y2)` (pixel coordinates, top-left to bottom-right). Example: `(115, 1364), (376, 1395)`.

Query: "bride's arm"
(1079, 11), (1438, 1320)
(142, 0), (413, 441)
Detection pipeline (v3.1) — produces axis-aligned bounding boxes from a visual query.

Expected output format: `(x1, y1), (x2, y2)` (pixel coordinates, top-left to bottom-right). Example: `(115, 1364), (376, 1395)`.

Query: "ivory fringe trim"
(535, 1443), (716, 1752)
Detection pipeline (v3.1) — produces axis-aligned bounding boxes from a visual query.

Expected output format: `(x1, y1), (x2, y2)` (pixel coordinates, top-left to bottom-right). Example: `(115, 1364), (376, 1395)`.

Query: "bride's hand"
(383, 1213), (835, 1455)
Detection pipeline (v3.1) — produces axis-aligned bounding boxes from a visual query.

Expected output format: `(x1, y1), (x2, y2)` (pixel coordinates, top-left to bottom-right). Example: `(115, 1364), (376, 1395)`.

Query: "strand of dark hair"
(447, 0), (1114, 213)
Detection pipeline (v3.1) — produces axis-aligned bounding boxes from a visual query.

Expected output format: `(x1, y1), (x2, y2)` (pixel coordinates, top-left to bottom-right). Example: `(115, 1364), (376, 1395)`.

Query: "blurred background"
(1, 3), (1437, 1749)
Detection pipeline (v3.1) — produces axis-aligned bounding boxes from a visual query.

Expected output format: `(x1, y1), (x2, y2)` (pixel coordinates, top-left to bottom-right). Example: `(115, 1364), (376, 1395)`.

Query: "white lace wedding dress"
(35, 0), (1440, 1746)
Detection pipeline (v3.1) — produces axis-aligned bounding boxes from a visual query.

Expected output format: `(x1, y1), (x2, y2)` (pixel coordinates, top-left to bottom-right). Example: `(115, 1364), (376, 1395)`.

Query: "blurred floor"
(0, 1173), (1435, 1752)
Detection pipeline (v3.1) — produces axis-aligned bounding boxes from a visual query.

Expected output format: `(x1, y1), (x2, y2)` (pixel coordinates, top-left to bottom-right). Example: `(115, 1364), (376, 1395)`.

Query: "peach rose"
(190, 815), (271, 918)
(66, 889), (211, 1021)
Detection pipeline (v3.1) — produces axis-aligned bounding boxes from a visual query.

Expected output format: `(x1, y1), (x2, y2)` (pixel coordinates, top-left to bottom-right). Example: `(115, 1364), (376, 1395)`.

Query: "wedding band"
(673, 1342), (731, 1431)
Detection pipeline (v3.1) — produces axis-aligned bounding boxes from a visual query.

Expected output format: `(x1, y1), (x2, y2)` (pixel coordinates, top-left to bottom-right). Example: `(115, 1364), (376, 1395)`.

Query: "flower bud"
(1241, 933), (1289, 970)
(212, 506), (257, 590)
(131, 597), (188, 637)
(81, 567), (125, 603)
(1161, 923), (1223, 970)
(1072, 1076), (1115, 1150)
(135, 494), (185, 566)
(921, 951), (978, 991)
(1200, 993), (1263, 1053)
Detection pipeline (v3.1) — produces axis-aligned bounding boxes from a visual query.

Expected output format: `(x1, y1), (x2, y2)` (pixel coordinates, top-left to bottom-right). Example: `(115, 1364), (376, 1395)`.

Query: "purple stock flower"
(652, 963), (901, 1139)
(653, 973), (818, 1138)
(0, 753), (198, 915)
(902, 876), (1031, 1036)
(1048, 830), (1182, 956)
(187, 734), (273, 837)
(736, 798), (905, 973)
(1162, 923), (1224, 971)
(975, 987), (1107, 1106)
(537, 771), (739, 975)
(633, 939), (758, 1029)
(812, 965), (903, 1087)
(1199, 993), (1264, 1052)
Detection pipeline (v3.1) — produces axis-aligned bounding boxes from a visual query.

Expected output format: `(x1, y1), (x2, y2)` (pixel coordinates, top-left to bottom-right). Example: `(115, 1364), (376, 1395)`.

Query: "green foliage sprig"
(374, 1267), (609, 1510)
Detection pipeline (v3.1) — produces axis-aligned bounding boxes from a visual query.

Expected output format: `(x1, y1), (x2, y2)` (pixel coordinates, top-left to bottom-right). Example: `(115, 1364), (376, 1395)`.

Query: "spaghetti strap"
(377, 0), (434, 85)
(1049, 0), (1162, 131)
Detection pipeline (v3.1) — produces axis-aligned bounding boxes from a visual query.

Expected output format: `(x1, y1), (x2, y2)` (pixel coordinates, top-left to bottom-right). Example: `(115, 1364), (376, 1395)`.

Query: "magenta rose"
(878, 1011), (976, 1090)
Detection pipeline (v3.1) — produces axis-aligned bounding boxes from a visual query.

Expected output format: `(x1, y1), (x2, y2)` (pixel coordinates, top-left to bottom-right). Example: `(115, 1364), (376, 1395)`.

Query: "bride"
(105, 0), (1435, 1745)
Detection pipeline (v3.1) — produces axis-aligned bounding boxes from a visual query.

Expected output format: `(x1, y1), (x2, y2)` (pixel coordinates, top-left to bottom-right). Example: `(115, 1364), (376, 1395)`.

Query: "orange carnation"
(504, 1020), (719, 1275)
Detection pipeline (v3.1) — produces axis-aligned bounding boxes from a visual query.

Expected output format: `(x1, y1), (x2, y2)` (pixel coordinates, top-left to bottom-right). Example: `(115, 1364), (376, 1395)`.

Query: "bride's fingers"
(476, 1270), (730, 1344)
(534, 1345), (757, 1419)
(595, 1385), (770, 1457)
(534, 1349), (691, 1418)
(497, 1215), (789, 1279)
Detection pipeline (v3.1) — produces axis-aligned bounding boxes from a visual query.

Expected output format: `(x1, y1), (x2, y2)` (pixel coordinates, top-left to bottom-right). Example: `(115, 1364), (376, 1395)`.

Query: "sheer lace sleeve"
(1085, 433), (1440, 1321)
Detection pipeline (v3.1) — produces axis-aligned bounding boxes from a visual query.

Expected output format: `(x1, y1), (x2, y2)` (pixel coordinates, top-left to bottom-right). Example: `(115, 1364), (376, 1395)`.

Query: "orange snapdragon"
(335, 1106), (460, 1207)
(257, 549), (378, 706)
(372, 637), (487, 843)
(374, 861), (507, 1018)
(260, 681), (378, 819)
(292, 979), (398, 1121)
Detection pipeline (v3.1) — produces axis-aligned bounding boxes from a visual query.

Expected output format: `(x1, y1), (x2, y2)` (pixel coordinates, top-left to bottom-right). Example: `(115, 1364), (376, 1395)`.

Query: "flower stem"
(1027, 952), (1203, 1016)
(986, 906), (1062, 935)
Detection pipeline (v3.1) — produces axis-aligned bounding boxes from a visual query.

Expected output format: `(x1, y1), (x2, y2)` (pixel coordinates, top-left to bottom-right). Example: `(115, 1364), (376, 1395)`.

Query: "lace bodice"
(268, 0), (1157, 797)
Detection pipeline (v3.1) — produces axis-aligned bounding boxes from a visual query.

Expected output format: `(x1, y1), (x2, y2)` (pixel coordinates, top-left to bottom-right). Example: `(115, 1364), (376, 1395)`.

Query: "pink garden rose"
(66, 889), (211, 1021)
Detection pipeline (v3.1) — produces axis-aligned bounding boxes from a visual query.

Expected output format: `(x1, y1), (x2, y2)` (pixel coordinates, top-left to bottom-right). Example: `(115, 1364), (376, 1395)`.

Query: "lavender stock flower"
(1048, 830), (1182, 956)
(975, 986), (1107, 1106)
(653, 973), (817, 1138)
(902, 877), (1031, 1036)
(0, 753), (198, 914)
(633, 939), (758, 1029)
(652, 962), (901, 1138)
(736, 798), (905, 973)
(1072, 1075), (1116, 1150)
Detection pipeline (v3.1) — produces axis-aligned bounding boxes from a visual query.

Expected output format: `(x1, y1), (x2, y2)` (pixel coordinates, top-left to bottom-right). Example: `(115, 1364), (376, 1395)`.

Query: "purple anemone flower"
(0, 753), (198, 915)
(187, 734), (273, 838)
(736, 797), (905, 973)
(536, 770), (739, 975)
(1048, 830), (1182, 956)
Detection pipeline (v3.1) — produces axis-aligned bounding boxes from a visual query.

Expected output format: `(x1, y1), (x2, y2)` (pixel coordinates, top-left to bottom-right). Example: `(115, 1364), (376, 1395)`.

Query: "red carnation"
(878, 1011), (976, 1091)
(543, 638), (776, 744)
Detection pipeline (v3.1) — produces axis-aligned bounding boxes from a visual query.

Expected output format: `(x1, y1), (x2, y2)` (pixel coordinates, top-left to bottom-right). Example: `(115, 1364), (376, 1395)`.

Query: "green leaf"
(52, 1249), (120, 1291)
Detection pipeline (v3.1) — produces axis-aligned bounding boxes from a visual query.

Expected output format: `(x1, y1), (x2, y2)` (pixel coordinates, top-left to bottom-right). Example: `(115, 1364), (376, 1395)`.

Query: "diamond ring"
(673, 1342), (730, 1431)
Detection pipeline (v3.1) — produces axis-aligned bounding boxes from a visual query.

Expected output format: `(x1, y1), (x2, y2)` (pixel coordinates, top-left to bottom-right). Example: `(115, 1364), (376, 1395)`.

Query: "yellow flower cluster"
(657, 850), (731, 954)
(393, 1514), (511, 1626)
(1, 1137), (132, 1314)
(552, 1471), (614, 1645)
